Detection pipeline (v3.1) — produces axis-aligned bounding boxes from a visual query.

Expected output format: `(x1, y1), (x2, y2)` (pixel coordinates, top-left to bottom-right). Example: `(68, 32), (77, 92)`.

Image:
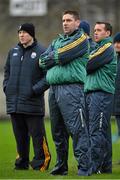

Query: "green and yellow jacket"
(84, 37), (117, 94)
(39, 29), (89, 85)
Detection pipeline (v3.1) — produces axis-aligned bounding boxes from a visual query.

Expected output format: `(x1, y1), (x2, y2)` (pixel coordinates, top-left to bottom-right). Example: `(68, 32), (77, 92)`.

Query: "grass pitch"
(0, 118), (120, 179)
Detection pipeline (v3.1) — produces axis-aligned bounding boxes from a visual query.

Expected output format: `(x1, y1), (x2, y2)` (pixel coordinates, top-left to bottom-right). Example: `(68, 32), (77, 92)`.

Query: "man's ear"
(106, 30), (111, 37)
(76, 20), (80, 27)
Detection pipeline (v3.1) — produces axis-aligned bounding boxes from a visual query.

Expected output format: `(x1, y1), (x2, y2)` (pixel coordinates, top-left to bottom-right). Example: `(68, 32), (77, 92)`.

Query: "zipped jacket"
(85, 37), (117, 94)
(3, 41), (49, 115)
(114, 53), (120, 114)
(39, 29), (89, 85)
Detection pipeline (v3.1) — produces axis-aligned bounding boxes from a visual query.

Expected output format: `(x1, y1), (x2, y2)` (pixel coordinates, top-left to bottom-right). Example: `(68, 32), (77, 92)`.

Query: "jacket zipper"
(79, 108), (84, 127)
(99, 112), (103, 130)
(15, 50), (24, 112)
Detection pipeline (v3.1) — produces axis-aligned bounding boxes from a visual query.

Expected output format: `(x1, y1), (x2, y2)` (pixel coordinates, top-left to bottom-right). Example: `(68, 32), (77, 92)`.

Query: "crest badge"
(31, 52), (37, 59)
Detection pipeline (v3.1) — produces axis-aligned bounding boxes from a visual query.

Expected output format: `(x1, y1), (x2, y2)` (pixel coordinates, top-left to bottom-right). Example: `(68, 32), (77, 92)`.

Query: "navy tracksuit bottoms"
(86, 91), (113, 173)
(49, 84), (91, 175)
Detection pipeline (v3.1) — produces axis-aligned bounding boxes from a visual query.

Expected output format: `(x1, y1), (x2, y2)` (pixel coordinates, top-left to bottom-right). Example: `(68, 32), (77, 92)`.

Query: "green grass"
(0, 118), (120, 179)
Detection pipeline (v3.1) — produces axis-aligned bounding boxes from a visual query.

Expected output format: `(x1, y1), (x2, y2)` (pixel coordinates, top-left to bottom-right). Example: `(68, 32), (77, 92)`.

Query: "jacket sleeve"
(3, 50), (11, 93)
(32, 72), (50, 95)
(39, 44), (57, 69)
(39, 32), (89, 69)
(87, 43), (114, 74)
(57, 34), (89, 65)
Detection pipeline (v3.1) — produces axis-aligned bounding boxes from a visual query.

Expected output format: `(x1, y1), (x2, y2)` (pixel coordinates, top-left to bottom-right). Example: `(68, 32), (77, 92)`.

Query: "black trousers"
(11, 113), (51, 170)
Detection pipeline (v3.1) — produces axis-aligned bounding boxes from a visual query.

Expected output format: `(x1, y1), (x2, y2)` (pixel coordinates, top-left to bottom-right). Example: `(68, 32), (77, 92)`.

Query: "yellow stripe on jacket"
(58, 34), (86, 53)
(89, 43), (112, 60)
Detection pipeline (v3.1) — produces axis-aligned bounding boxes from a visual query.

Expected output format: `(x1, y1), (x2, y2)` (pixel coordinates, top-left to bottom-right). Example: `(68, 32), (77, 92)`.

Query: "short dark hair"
(63, 10), (80, 20)
(95, 21), (112, 36)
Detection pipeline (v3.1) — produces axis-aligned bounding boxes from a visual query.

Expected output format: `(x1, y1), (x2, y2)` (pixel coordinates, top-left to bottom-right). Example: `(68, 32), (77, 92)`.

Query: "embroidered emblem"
(13, 53), (18, 56)
(31, 52), (37, 59)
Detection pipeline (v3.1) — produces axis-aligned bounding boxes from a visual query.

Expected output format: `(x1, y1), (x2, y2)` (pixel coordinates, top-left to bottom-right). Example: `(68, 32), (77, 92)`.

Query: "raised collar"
(18, 39), (37, 50)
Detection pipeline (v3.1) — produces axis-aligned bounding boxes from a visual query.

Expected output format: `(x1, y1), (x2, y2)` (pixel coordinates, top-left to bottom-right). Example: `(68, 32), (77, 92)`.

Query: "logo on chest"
(31, 52), (37, 59)
(13, 53), (18, 56)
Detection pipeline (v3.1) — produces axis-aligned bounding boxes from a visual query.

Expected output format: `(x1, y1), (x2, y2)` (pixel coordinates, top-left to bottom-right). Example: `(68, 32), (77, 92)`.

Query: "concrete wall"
(0, 73), (50, 119)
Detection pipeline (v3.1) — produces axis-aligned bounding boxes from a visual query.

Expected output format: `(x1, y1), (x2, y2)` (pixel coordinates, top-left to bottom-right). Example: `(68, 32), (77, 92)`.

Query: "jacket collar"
(59, 29), (80, 39)
(97, 37), (113, 46)
(18, 39), (37, 50)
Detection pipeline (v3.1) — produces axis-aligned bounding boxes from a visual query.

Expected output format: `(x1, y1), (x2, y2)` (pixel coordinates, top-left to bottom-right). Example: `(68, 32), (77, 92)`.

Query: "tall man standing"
(3, 23), (51, 170)
(39, 10), (91, 176)
(85, 22), (117, 174)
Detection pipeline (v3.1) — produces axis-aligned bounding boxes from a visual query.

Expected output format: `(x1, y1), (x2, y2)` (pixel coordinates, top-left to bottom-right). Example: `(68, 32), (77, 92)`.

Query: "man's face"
(114, 42), (120, 53)
(62, 14), (80, 35)
(18, 30), (33, 45)
(94, 24), (110, 42)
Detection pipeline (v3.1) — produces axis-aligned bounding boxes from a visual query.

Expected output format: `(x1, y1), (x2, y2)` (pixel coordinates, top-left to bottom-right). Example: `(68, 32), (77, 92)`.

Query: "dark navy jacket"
(3, 40), (49, 115)
(114, 53), (120, 115)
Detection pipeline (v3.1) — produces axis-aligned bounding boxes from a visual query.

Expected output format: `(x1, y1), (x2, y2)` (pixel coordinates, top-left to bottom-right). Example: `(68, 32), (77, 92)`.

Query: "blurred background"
(0, 0), (120, 118)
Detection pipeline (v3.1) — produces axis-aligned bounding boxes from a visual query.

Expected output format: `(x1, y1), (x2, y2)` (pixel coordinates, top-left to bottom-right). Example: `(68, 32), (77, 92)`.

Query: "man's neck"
(23, 38), (34, 48)
(65, 29), (78, 37)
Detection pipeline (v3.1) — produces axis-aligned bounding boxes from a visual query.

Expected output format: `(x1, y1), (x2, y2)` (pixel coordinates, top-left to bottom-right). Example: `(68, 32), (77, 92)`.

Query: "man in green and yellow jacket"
(85, 22), (117, 174)
(39, 10), (91, 176)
